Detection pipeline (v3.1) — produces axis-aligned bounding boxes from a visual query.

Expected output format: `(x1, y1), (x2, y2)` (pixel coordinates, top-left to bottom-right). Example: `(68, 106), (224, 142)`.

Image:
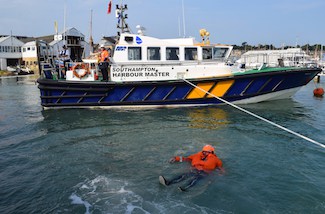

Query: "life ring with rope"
(71, 63), (90, 78)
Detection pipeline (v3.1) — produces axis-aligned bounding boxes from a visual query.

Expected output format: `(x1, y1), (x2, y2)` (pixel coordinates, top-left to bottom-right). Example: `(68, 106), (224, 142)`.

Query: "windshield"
(213, 47), (229, 61)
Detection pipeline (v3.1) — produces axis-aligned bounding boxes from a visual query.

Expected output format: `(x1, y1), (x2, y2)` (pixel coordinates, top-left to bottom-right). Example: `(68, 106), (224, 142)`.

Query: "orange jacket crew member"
(159, 144), (223, 191)
(100, 46), (109, 62)
(99, 45), (110, 81)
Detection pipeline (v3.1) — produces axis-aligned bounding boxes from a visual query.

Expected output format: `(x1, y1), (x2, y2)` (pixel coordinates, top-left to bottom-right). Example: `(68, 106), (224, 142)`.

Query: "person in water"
(159, 144), (223, 191)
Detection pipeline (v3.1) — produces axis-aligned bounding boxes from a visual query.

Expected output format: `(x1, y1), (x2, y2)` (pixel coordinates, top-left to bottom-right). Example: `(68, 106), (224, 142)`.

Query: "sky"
(1, 0), (325, 47)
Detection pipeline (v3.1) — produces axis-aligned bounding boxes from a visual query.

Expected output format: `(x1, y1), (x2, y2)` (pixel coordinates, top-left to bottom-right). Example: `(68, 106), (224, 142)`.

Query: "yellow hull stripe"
(187, 82), (214, 99)
(208, 80), (234, 97)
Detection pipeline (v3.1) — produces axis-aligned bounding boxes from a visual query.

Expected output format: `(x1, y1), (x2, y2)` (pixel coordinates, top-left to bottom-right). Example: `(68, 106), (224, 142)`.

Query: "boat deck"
(234, 67), (314, 76)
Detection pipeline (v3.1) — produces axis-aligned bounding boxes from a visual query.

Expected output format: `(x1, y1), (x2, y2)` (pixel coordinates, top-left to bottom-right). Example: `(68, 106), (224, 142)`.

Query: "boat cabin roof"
(117, 33), (231, 47)
(113, 33), (233, 63)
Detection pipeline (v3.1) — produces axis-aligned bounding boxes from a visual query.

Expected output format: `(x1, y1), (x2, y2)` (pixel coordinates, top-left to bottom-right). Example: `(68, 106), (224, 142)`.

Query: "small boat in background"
(6, 66), (17, 73)
(17, 66), (34, 75)
(238, 48), (318, 68)
(5, 66), (34, 75)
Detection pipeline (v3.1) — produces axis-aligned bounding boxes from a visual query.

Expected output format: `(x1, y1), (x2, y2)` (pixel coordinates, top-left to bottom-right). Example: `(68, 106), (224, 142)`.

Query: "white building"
(21, 41), (53, 74)
(50, 27), (90, 61)
(1, 28), (90, 72)
(22, 41), (39, 73)
(0, 36), (24, 70)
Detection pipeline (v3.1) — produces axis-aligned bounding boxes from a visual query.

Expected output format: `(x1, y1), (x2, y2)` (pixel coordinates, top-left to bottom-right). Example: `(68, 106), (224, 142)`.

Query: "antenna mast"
(89, 9), (94, 52)
(63, 1), (67, 45)
(182, 0), (186, 37)
(116, 3), (131, 36)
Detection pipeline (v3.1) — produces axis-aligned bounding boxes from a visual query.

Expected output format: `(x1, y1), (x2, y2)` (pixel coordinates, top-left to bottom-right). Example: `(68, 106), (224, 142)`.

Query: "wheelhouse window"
(166, 47), (179, 60)
(202, 47), (213, 60)
(213, 47), (229, 61)
(185, 48), (198, 60)
(128, 47), (142, 60)
(147, 47), (160, 60)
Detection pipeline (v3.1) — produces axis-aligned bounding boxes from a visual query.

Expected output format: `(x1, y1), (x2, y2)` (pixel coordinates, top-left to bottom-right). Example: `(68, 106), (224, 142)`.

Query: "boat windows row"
(123, 46), (230, 61)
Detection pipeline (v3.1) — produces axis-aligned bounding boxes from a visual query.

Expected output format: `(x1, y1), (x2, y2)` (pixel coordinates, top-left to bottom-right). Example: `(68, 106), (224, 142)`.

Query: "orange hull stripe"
(187, 82), (214, 99)
(208, 80), (234, 97)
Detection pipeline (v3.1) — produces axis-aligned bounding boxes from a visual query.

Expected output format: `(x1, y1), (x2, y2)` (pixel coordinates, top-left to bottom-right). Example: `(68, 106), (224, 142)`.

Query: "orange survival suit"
(173, 146), (222, 172)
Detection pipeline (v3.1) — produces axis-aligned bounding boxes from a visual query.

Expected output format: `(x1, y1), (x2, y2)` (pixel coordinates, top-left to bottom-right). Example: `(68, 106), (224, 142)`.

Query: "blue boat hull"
(37, 68), (321, 108)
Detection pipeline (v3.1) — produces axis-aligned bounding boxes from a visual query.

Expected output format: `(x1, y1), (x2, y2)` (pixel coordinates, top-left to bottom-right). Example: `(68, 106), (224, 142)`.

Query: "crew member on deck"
(98, 45), (110, 81)
(59, 45), (71, 78)
(159, 144), (223, 191)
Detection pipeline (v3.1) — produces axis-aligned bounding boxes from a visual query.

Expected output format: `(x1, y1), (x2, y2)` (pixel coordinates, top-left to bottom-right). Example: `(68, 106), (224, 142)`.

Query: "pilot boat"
(37, 7), (321, 109)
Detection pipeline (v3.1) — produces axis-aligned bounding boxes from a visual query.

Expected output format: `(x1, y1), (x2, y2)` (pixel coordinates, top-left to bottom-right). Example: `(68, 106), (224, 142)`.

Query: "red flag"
(107, 0), (112, 14)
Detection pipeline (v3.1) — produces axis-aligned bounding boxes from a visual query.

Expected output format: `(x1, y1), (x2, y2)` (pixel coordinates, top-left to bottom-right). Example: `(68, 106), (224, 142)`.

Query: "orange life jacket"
(100, 50), (109, 62)
(175, 151), (222, 172)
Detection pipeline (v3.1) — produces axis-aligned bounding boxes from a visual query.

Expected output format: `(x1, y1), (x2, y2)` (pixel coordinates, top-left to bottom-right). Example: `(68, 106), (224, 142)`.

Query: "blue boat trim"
(37, 68), (321, 108)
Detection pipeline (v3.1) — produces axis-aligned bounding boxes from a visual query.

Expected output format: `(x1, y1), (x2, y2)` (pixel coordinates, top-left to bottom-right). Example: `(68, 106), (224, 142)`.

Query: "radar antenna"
(116, 4), (131, 36)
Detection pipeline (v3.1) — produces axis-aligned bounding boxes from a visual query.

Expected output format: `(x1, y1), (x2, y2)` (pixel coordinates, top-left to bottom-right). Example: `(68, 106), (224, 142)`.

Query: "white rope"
(183, 79), (325, 149)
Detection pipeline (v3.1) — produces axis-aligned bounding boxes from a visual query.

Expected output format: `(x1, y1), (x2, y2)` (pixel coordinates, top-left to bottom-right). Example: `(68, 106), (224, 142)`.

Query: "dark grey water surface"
(0, 76), (324, 214)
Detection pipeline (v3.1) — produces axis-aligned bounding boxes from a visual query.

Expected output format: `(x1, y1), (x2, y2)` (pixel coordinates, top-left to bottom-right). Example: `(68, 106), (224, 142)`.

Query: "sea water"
(0, 76), (324, 214)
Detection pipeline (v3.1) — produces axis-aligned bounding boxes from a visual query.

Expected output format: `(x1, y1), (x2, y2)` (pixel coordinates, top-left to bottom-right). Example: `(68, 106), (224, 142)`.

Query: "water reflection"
(0, 74), (37, 84)
(188, 107), (229, 130)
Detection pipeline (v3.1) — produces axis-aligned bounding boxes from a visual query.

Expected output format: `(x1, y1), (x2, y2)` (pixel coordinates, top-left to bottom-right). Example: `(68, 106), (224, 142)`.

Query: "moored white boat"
(238, 48), (318, 68)
(6, 66), (17, 73)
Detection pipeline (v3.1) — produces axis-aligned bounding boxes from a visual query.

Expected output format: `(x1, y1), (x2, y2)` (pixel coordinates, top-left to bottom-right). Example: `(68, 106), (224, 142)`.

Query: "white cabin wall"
(113, 46), (128, 62)
(142, 46), (147, 61)
(161, 46), (166, 62)
(179, 47), (185, 61)
(197, 47), (202, 61)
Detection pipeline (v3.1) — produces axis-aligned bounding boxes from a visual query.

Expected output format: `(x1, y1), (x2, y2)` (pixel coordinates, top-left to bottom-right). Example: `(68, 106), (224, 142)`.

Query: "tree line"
(233, 42), (324, 52)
